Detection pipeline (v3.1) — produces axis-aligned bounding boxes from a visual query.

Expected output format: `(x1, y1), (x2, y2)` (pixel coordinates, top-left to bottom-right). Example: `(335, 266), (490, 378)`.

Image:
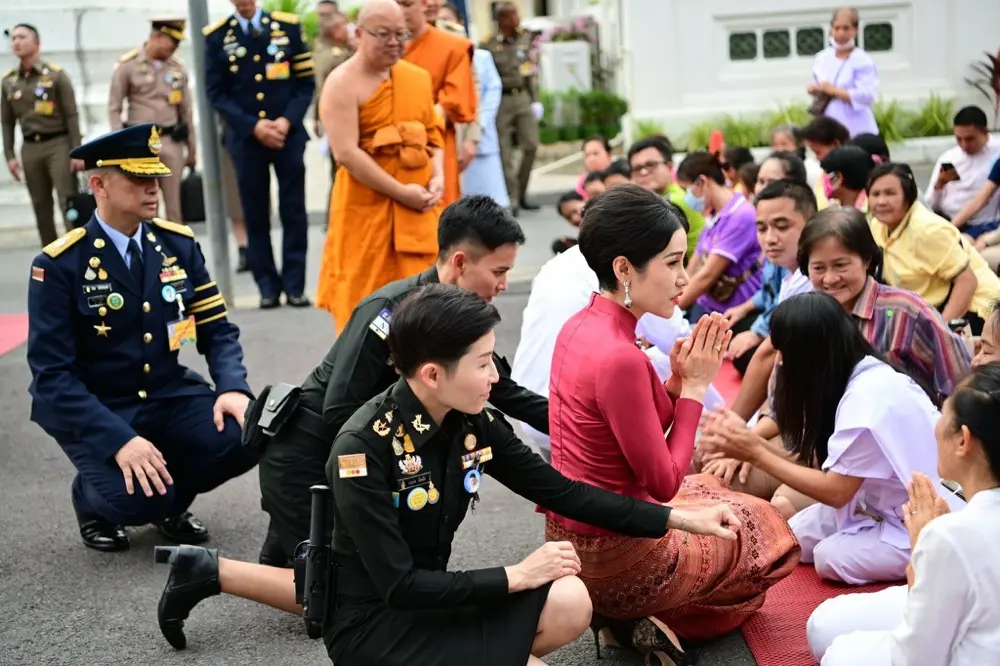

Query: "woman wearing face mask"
(806, 362), (1000, 666)
(546, 185), (800, 664)
(868, 163), (1000, 335)
(807, 7), (879, 138)
(819, 145), (877, 212)
(675, 152), (763, 329)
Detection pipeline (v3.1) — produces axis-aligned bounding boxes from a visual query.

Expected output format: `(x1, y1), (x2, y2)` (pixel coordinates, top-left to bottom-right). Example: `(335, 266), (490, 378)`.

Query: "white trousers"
(789, 503), (909, 585)
(807, 584), (907, 664)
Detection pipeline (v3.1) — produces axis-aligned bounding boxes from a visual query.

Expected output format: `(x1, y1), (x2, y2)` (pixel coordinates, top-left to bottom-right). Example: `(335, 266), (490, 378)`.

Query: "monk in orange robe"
(397, 0), (477, 206)
(316, 0), (444, 329)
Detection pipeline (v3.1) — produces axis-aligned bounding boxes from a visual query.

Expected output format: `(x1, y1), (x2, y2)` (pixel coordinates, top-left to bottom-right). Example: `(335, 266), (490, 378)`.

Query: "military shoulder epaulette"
(118, 49), (138, 63)
(152, 218), (195, 238)
(2, 68), (15, 79)
(202, 17), (228, 36)
(45, 62), (62, 73)
(270, 11), (300, 24)
(42, 227), (87, 258)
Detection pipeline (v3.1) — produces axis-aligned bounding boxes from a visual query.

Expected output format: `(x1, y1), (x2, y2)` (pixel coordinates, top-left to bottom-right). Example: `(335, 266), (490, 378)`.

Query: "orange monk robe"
(315, 60), (444, 330)
(404, 25), (478, 206)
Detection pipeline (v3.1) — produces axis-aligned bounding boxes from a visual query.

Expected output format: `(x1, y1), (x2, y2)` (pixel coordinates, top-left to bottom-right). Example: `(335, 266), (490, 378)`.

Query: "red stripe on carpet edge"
(741, 565), (897, 666)
(0, 314), (29, 357)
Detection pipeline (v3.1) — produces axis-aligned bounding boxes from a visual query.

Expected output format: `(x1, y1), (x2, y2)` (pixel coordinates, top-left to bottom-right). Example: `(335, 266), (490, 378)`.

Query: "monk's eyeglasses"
(362, 27), (411, 43)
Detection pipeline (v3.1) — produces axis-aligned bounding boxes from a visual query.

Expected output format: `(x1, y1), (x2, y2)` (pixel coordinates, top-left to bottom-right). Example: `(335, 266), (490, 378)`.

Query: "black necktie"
(127, 238), (144, 287)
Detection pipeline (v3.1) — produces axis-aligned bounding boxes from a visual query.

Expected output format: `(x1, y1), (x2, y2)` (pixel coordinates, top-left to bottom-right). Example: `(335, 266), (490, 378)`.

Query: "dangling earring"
(623, 280), (632, 309)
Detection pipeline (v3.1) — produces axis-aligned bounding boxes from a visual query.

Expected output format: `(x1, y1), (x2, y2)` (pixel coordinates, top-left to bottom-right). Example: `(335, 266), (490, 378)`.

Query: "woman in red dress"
(544, 185), (801, 665)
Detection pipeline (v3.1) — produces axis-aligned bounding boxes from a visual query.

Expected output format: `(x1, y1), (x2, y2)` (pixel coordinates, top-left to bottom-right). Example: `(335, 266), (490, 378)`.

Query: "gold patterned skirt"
(545, 474), (802, 640)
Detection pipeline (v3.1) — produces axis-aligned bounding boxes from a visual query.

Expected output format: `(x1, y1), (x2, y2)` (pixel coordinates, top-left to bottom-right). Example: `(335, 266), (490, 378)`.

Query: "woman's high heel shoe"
(631, 617), (698, 666)
(589, 613), (638, 660)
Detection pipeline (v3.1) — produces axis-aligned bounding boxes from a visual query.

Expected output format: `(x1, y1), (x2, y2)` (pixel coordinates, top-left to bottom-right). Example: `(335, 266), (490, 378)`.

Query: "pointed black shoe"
(155, 512), (210, 544)
(260, 296), (282, 309)
(78, 518), (129, 552)
(154, 545), (222, 650)
(286, 294), (311, 308)
(520, 197), (541, 211)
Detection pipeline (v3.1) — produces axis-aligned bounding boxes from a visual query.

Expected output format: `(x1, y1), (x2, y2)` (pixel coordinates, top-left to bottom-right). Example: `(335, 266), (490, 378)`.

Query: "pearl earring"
(623, 280), (632, 309)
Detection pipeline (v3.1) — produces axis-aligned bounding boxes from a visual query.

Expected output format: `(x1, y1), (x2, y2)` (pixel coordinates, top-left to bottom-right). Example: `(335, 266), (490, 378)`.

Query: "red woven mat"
(0, 314), (28, 358)
(741, 564), (896, 666)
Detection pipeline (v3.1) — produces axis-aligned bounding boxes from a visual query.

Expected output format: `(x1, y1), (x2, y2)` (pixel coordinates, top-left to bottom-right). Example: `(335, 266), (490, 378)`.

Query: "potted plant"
(578, 90), (601, 138)
(558, 89), (582, 142)
(538, 91), (561, 144)
(966, 48), (1000, 130)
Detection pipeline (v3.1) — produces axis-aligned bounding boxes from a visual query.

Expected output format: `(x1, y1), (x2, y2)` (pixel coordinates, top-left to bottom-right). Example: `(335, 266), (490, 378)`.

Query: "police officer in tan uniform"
(108, 18), (196, 224)
(312, 10), (353, 184)
(481, 2), (542, 216)
(1, 23), (84, 246)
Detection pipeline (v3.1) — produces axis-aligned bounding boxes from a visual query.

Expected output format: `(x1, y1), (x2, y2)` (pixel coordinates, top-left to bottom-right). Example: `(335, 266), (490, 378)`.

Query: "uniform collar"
(234, 6), (263, 34)
(422, 265), (441, 285)
(388, 377), (443, 451)
(19, 59), (48, 77)
(95, 212), (145, 263)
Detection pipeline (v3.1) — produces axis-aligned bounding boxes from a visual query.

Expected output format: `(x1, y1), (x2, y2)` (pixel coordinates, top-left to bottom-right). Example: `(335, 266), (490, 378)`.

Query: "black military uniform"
(324, 377), (672, 666)
(257, 265), (549, 564)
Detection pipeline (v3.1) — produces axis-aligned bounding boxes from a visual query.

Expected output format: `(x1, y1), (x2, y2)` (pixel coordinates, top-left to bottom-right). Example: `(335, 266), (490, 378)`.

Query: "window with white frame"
(727, 21), (894, 61)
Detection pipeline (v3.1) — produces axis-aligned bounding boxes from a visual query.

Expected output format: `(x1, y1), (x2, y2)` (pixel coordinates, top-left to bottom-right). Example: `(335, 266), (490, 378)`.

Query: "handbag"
(808, 58), (849, 117)
(708, 259), (761, 303)
(64, 173), (96, 229)
(181, 167), (206, 222)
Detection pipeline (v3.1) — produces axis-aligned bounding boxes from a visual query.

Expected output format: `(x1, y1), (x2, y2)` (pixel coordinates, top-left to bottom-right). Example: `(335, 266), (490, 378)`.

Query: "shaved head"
(356, 0), (407, 69)
(358, 0), (403, 25)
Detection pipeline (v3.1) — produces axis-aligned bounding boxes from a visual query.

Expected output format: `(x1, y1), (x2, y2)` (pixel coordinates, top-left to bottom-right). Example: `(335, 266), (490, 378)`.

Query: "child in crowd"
(582, 170), (606, 199)
(602, 159), (631, 188)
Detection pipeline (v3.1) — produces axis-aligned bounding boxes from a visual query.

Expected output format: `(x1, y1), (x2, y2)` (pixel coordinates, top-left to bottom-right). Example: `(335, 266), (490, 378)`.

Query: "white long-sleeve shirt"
(924, 139), (1000, 224)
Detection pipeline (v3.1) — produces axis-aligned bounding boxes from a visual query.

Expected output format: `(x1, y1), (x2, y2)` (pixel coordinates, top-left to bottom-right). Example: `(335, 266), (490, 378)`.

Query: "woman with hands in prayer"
(544, 185), (800, 665)
(807, 363), (1000, 666)
(700, 291), (954, 586)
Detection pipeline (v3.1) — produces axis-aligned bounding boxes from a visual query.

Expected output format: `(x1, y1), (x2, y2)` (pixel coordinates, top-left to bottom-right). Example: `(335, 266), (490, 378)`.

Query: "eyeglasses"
(630, 159), (666, 175)
(362, 27), (411, 43)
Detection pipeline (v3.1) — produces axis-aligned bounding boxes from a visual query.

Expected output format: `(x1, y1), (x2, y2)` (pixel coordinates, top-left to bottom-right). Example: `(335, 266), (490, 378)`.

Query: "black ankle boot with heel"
(589, 613), (638, 659)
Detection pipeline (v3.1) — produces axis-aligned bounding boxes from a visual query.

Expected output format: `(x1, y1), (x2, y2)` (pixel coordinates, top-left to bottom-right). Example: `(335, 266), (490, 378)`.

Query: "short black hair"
(583, 134), (611, 153)
(387, 284), (501, 377)
(756, 178), (818, 220)
(676, 151), (726, 185)
(5, 23), (39, 39)
(820, 145), (876, 191)
(602, 159), (631, 181)
(437, 195), (525, 259)
(583, 170), (605, 186)
(578, 184), (687, 291)
(801, 116), (851, 147)
(953, 106), (989, 131)
(797, 205), (882, 277)
(847, 132), (890, 163)
(724, 146), (755, 171)
(627, 137), (673, 165)
(866, 162), (919, 208)
(557, 189), (583, 209)
(762, 151), (809, 185)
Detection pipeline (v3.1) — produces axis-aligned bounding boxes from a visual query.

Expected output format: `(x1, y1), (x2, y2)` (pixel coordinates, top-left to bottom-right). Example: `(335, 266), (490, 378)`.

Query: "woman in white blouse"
(807, 361), (1000, 665)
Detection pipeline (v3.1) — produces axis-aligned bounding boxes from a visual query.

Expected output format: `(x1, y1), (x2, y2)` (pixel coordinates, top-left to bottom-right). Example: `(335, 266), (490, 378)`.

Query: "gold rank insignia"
(412, 414), (430, 433)
(384, 410), (393, 423)
(372, 419), (390, 437)
(464, 433), (477, 451)
(148, 126), (162, 155)
(93, 321), (112, 337)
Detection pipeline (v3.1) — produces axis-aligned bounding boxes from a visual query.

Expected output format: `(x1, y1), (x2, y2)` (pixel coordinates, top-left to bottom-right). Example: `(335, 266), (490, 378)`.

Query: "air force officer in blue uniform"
(27, 123), (257, 552)
(203, 1), (316, 309)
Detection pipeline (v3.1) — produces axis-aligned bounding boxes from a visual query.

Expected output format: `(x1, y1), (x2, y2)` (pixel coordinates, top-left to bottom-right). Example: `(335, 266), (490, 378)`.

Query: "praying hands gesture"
(699, 409), (764, 464)
(664, 312), (733, 400)
(902, 472), (951, 551)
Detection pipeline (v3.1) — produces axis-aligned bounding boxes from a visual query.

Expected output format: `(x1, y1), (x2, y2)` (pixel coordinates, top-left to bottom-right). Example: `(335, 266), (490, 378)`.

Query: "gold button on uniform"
(256, 92), (264, 100)
(98, 306), (107, 316)
(143, 333), (152, 343)
(229, 55), (236, 62)
(138, 390), (147, 400)
(143, 363), (151, 374)
(142, 301), (151, 313)
(255, 74), (263, 82)
(258, 110), (266, 118)
(253, 54), (261, 62)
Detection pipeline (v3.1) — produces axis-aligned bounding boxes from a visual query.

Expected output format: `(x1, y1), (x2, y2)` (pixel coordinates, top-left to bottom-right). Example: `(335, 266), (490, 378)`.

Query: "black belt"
(502, 87), (523, 95)
(26, 130), (68, 143)
(287, 405), (331, 441)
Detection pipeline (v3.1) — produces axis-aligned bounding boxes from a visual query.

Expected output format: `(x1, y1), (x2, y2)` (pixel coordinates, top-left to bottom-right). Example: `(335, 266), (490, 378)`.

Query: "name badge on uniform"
(169, 89), (183, 105)
(338, 453), (368, 478)
(83, 282), (113, 307)
(265, 61), (290, 80)
(166, 294), (197, 351)
(34, 100), (55, 116)
(369, 308), (391, 340)
(518, 61), (535, 77)
(398, 471), (430, 491)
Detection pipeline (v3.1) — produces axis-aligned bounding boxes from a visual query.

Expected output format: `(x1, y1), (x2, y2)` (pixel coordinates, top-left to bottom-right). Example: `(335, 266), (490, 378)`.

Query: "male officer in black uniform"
(255, 195), (549, 567)
(152, 285), (740, 658)
(26, 123), (258, 552)
(203, 0), (315, 309)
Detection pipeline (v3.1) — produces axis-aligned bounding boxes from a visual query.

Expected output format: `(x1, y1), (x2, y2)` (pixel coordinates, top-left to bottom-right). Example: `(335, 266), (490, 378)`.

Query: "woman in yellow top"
(868, 163), (1000, 334)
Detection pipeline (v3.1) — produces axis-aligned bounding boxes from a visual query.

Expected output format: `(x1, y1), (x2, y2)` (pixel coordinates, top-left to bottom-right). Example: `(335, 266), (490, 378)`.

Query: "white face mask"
(830, 35), (854, 51)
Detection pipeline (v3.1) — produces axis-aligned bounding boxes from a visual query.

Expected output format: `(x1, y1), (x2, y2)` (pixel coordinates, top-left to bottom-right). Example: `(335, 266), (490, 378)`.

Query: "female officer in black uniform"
(152, 284), (740, 664)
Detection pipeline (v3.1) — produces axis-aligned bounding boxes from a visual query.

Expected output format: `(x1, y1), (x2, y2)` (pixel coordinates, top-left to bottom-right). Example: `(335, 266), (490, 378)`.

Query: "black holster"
(294, 484), (335, 639)
(241, 382), (302, 456)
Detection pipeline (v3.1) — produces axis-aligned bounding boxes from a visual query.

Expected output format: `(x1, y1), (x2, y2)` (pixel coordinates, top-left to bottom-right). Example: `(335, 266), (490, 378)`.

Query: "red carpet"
(741, 565), (896, 666)
(716, 359), (742, 406)
(0, 314), (29, 357)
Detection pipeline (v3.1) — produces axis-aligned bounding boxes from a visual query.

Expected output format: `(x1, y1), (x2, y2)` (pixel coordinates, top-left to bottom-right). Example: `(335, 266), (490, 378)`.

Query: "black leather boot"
(154, 545), (222, 650)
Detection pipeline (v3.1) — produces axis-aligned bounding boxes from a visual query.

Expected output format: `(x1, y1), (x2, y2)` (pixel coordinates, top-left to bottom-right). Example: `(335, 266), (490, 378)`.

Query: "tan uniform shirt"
(312, 43), (353, 121)
(480, 29), (536, 101)
(1, 60), (83, 161)
(108, 46), (196, 155)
